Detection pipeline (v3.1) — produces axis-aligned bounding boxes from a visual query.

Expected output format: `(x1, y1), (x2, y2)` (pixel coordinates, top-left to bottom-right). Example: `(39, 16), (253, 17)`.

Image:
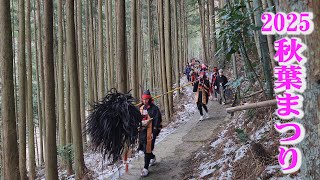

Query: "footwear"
(141, 168), (149, 177)
(199, 116), (204, 121)
(222, 102), (226, 105)
(149, 157), (156, 166)
(204, 112), (210, 118)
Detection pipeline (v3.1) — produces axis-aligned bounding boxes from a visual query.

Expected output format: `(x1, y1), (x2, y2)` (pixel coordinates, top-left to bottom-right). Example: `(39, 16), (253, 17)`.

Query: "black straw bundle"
(86, 88), (142, 163)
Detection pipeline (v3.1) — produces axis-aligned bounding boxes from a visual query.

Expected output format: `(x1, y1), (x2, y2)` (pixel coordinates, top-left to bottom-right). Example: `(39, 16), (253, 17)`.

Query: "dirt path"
(117, 100), (230, 180)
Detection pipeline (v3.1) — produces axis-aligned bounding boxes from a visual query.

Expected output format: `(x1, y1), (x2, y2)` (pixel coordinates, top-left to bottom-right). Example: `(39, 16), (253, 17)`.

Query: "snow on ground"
(36, 77), (197, 180)
(83, 77), (197, 179)
(191, 109), (303, 179)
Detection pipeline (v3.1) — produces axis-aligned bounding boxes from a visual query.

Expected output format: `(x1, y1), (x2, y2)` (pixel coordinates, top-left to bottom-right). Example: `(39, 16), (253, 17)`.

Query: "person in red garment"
(138, 90), (162, 177)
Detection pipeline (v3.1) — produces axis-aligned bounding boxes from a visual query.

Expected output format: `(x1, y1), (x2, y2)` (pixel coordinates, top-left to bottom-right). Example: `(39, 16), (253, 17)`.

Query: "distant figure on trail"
(138, 90), (162, 177)
(193, 71), (210, 121)
(214, 69), (228, 104)
(184, 63), (192, 81)
(210, 67), (219, 99)
(190, 68), (199, 82)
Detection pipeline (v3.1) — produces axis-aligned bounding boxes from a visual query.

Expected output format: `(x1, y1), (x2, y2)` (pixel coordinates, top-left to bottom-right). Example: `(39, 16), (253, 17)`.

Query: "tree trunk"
(137, 0), (142, 93)
(33, 1), (44, 166)
(131, 0), (138, 98)
(98, 0), (104, 99)
(65, 64), (73, 175)
(89, 0), (97, 102)
(147, 0), (154, 92)
(116, 0), (128, 93)
(252, 0), (273, 100)
(164, 0), (173, 117)
(33, 1), (42, 166)
(158, 0), (170, 122)
(36, 0), (46, 163)
(105, 0), (111, 90)
(205, 0), (211, 62)
(66, 1), (86, 178)
(57, 0), (66, 170)
(266, 0), (276, 70)
(26, 0), (36, 178)
(77, 0), (86, 146)
(44, 0), (58, 179)
(108, 0), (115, 88)
(245, 0), (261, 60)
(0, 0), (20, 178)
(275, 0), (320, 178)
(173, 0), (180, 97)
(18, 0), (27, 177)
(198, 0), (208, 63)
(179, 0), (185, 77)
(86, 0), (93, 105)
(209, 0), (217, 67)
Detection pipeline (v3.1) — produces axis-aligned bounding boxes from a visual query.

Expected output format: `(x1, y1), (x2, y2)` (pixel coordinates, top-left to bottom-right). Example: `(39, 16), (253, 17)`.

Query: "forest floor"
(117, 99), (230, 180)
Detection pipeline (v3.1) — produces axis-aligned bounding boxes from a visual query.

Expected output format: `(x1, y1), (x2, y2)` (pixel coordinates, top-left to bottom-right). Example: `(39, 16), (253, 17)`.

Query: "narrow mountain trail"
(115, 89), (231, 180)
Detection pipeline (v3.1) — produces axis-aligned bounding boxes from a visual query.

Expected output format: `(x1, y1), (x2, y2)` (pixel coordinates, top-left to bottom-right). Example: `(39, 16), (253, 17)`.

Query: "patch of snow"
(234, 144), (250, 162)
(264, 165), (281, 174)
(270, 175), (302, 180)
(219, 169), (233, 180)
(223, 139), (236, 156)
(250, 121), (272, 141)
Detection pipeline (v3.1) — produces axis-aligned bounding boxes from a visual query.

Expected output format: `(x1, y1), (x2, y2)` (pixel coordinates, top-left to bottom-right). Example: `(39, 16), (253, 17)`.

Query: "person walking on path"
(193, 71), (210, 121)
(138, 90), (162, 177)
(184, 63), (192, 81)
(214, 69), (228, 104)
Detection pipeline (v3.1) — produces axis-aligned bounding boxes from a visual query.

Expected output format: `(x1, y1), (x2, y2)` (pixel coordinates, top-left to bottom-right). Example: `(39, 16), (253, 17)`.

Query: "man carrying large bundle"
(138, 90), (162, 177)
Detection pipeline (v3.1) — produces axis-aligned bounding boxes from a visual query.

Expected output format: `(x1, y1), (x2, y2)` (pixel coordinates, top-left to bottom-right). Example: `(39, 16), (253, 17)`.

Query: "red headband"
(142, 94), (152, 100)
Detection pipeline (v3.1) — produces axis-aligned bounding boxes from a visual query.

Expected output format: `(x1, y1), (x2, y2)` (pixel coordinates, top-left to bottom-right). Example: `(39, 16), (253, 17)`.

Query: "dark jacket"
(193, 77), (210, 104)
(185, 65), (192, 75)
(214, 75), (228, 91)
(138, 103), (162, 153)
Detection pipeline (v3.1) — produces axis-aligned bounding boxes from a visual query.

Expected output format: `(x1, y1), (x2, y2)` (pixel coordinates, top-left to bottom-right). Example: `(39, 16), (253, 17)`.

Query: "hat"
(142, 90), (152, 100)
